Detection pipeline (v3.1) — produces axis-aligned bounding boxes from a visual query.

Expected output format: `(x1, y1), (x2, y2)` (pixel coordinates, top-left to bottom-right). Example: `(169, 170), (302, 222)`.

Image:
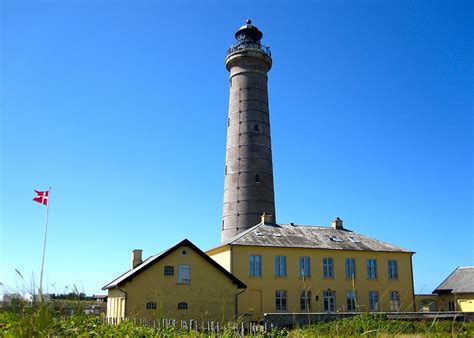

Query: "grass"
(1, 302), (473, 337)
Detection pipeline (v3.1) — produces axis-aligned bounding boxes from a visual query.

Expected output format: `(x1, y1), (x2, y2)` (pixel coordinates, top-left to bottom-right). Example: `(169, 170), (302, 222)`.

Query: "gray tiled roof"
(219, 222), (412, 253)
(433, 266), (474, 294)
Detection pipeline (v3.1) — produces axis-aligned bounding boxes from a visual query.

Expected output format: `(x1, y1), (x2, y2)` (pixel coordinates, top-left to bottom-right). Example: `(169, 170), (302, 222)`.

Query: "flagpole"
(38, 187), (51, 303)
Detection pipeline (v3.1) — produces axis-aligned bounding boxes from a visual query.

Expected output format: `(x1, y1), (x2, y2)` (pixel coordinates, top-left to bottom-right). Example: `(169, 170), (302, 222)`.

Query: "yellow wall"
(107, 288), (125, 322)
(208, 246), (232, 272)
(208, 245), (414, 318)
(107, 245), (242, 322)
(415, 293), (474, 312)
(458, 294), (474, 312)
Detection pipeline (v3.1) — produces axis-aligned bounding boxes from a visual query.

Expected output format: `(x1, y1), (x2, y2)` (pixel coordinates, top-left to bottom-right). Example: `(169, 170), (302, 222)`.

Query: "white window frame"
(177, 264), (190, 284)
(345, 258), (356, 279)
(164, 265), (174, 276)
(299, 256), (311, 277)
(275, 290), (287, 311)
(388, 260), (398, 279)
(300, 290), (311, 311)
(249, 255), (262, 277)
(369, 291), (379, 311)
(323, 257), (334, 278)
(346, 291), (357, 311)
(275, 255), (286, 277)
(323, 290), (336, 312)
(389, 291), (400, 311)
(367, 259), (377, 279)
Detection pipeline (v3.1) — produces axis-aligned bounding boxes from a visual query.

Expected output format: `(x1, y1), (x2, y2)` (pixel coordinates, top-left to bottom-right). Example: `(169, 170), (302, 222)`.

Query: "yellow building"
(416, 266), (474, 312)
(102, 239), (246, 322)
(207, 215), (415, 319)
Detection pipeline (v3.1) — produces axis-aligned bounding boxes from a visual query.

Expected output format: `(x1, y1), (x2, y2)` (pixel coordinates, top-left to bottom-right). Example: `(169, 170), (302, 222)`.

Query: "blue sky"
(1, 0), (472, 297)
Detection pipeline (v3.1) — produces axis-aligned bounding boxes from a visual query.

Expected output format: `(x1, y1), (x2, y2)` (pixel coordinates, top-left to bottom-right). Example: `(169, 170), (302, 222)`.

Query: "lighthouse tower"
(221, 20), (276, 243)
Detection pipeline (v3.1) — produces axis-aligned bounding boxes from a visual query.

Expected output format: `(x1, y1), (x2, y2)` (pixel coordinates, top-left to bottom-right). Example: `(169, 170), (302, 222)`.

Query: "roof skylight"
(328, 235), (344, 242)
(348, 236), (361, 243)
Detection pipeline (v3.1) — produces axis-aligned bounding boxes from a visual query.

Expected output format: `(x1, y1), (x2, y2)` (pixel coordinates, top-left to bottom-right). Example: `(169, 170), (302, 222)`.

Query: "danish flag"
(33, 190), (49, 205)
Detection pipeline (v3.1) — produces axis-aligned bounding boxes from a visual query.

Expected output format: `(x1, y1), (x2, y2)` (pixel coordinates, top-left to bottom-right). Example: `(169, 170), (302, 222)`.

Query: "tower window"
(222, 220), (224, 230)
(254, 124), (259, 132)
(228, 118), (230, 127)
(229, 78), (232, 87)
(255, 175), (260, 184)
(225, 165), (227, 175)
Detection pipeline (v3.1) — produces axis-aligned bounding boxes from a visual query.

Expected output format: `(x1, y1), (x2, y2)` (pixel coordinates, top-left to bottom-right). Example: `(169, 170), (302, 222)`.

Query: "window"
(228, 118), (230, 127)
(164, 266), (174, 276)
(346, 291), (357, 311)
(300, 290), (311, 311)
(275, 256), (286, 277)
(255, 174), (260, 184)
(328, 235), (344, 242)
(178, 302), (188, 310)
(323, 291), (336, 312)
(181, 249), (188, 256)
(323, 258), (334, 278)
(225, 165), (227, 175)
(178, 264), (190, 284)
(367, 259), (377, 279)
(348, 236), (361, 243)
(369, 291), (379, 311)
(249, 255), (262, 277)
(146, 302), (156, 309)
(299, 256), (311, 277)
(275, 290), (287, 311)
(254, 124), (259, 132)
(345, 258), (356, 279)
(389, 291), (400, 311)
(447, 301), (455, 311)
(388, 260), (398, 279)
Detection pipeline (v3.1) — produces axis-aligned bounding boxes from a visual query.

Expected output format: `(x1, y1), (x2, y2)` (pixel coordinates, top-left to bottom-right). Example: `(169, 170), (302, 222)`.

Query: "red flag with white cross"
(33, 190), (49, 205)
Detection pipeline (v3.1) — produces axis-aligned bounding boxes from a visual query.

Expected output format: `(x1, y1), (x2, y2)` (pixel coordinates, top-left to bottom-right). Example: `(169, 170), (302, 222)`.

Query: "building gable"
(102, 239), (245, 290)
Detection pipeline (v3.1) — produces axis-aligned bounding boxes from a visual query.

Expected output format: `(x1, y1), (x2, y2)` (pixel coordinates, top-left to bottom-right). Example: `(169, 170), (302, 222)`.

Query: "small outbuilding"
(102, 239), (246, 322)
(416, 266), (474, 312)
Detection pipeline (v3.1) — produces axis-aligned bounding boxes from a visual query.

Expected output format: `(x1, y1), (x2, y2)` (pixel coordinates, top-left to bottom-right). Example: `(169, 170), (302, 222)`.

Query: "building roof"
(102, 239), (246, 290)
(210, 222), (412, 253)
(433, 266), (474, 294)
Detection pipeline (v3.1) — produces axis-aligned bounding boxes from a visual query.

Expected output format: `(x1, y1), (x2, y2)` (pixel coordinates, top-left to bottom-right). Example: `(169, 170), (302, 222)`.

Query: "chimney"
(131, 249), (142, 269)
(261, 212), (275, 224)
(331, 217), (343, 230)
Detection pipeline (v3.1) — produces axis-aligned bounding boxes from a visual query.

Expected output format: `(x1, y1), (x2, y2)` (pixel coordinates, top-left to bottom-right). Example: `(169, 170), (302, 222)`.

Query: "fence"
(102, 317), (274, 335)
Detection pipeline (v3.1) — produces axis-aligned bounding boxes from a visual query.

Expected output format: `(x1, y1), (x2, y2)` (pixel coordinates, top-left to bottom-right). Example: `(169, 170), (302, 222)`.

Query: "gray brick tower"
(221, 20), (276, 243)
